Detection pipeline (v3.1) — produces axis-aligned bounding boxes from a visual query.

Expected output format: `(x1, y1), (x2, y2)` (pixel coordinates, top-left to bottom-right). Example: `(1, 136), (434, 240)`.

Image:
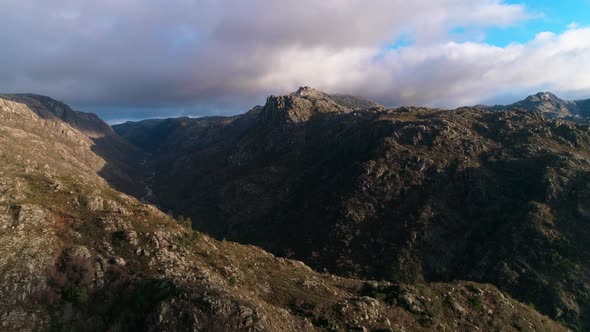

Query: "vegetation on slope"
(0, 92), (570, 331)
(115, 89), (590, 330)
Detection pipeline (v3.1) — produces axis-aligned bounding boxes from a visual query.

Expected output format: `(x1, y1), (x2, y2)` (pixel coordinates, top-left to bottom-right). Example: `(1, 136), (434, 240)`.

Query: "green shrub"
(49, 317), (65, 332)
(374, 292), (388, 302)
(63, 285), (89, 304)
(315, 317), (338, 331)
(112, 230), (126, 240)
(191, 230), (202, 242)
(469, 295), (484, 311)
(176, 215), (193, 229)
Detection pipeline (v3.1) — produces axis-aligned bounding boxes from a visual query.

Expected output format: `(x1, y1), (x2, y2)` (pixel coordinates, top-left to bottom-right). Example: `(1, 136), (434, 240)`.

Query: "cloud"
(1, 0), (589, 120)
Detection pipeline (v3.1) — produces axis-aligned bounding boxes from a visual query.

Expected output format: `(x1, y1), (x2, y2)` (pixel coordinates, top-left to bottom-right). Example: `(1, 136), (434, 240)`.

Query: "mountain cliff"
(115, 88), (590, 330)
(1, 95), (567, 330)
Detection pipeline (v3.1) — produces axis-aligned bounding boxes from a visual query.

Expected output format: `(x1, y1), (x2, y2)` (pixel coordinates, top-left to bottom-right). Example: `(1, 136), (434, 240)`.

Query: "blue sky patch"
(484, 0), (590, 46)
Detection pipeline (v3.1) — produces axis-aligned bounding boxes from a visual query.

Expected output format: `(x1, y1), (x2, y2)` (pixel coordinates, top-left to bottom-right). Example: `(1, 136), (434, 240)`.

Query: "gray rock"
(109, 256), (126, 266)
(15, 204), (47, 227)
(449, 298), (467, 316)
(67, 245), (91, 259)
(84, 195), (104, 211)
(124, 230), (139, 246)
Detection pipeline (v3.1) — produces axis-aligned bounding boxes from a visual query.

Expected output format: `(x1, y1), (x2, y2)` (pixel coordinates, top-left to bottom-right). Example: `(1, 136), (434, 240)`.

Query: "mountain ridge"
(0, 89), (588, 330)
(0, 93), (153, 198)
(113, 87), (590, 330)
(0, 93), (116, 138)
(0, 93), (568, 331)
(478, 91), (590, 119)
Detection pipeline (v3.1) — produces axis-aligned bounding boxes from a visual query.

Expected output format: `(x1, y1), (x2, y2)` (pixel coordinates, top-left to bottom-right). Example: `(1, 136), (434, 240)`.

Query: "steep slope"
(115, 88), (590, 330)
(0, 93), (114, 138)
(0, 94), (147, 197)
(0, 96), (566, 331)
(481, 92), (590, 119)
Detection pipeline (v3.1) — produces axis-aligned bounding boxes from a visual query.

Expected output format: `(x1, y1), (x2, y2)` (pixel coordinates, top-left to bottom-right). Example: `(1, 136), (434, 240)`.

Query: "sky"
(1, 0), (590, 123)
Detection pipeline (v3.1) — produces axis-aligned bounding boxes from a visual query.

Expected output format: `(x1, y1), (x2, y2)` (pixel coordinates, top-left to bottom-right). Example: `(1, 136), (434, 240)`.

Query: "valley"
(0, 89), (588, 331)
(114, 88), (590, 330)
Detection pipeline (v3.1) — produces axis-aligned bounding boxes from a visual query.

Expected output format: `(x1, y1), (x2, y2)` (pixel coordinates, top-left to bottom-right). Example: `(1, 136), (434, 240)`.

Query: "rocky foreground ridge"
(115, 88), (590, 330)
(0, 94), (571, 330)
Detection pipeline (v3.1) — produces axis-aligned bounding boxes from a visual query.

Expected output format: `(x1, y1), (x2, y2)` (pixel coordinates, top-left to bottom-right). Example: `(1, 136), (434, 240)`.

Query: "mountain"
(115, 88), (590, 330)
(1, 95), (567, 330)
(293, 86), (382, 110)
(0, 93), (151, 198)
(480, 91), (590, 119)
(0, 93), (115, 138)
(113, 87), (379, 148)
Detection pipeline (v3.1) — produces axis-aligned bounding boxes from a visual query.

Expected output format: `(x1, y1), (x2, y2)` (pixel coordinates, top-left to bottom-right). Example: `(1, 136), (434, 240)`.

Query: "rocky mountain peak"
(512, 91), (575, 117)
(480, 91), (590, 119)
(291, 86), (383, 110)
(290, 86), (328, 99)
(526, 91), (564, 103)
(259, 88), (352, 126)
(536, 91), (556, 100)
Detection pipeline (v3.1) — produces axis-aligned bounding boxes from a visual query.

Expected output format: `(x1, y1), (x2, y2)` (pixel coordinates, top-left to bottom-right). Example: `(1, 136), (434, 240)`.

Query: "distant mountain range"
(477, 91), (590, 119)
(1, 88), (589, 331)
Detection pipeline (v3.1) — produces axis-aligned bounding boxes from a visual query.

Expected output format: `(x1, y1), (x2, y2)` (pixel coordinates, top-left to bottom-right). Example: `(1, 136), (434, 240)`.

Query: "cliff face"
(115, 88), (590, 330)
(1, 95), (568, 331)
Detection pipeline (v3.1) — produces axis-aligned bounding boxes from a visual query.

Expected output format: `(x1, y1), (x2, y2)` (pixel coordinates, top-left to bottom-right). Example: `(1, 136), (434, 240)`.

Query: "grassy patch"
(228, 276), (237, 287)
(469, 295), (484, 312)
(63, 285), (89, 304)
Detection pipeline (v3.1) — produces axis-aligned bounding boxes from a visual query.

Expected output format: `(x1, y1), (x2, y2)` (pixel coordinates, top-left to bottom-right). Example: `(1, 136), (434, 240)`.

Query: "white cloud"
(568, 22), (580, 29)
(1, 0), (590, 118)
(224, 25), (590, 108)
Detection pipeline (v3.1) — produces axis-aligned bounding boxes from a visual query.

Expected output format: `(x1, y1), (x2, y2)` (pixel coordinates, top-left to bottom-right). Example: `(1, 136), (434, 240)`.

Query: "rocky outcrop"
(258, 87), (357, 126)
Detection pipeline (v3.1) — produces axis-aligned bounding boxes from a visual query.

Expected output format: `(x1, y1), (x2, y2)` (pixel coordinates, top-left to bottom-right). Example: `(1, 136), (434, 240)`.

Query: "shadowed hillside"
(1, 94), (569, 331)
(115, 88), (590, 330)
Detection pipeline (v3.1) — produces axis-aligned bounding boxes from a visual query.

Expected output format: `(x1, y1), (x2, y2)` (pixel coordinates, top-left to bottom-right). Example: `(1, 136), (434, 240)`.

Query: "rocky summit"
(0, 90), (586, 331)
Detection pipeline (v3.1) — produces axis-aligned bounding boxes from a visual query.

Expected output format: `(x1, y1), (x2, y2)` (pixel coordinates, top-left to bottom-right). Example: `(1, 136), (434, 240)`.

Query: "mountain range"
(477, 91), (590, 119)
(1, 88), (589, 331)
